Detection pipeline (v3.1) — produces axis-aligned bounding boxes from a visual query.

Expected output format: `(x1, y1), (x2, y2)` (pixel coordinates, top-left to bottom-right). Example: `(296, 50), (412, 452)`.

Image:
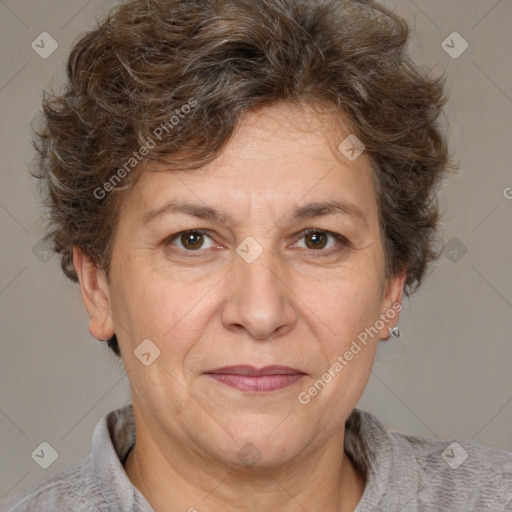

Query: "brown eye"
(180, 231), (204, 250)
(165, 228), (349, 258)
(304, 231), (328, 250)
(296, 228), (350, 256)
(166, 230), (215, 252)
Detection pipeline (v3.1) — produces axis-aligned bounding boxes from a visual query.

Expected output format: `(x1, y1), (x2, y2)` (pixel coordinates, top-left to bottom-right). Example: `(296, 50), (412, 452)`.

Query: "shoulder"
(351, 409), (512, 511)
(389, 425), (512, 510)
(0, 455), (108, 512)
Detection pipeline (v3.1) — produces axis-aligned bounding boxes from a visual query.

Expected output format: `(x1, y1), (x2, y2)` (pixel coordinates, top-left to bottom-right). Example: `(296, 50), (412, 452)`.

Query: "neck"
(124, 418), (365, 512)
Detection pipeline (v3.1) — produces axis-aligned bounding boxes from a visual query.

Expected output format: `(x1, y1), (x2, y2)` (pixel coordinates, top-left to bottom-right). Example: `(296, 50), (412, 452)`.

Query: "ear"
(72, 246), (115, 341)
(377, 270), (407, 341)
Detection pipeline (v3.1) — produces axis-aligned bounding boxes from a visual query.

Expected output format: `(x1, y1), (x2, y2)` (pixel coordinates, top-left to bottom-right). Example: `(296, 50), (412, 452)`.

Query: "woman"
(2, 0), (512, 511)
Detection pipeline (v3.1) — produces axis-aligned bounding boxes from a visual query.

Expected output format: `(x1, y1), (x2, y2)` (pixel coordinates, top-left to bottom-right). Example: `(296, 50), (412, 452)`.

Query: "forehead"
(120, 103), (378, 228)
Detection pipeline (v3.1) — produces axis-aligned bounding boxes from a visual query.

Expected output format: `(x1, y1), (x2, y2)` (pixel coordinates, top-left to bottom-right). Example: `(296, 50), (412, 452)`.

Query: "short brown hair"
(32, 0), (457, 357)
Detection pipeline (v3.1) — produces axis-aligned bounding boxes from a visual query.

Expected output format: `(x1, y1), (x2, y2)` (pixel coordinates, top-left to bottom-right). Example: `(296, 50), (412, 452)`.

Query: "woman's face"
(85, 102), (405, 467)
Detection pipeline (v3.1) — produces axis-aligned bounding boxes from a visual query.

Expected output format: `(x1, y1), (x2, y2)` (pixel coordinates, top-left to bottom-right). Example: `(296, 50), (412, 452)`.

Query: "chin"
(210, 417), (308, 469)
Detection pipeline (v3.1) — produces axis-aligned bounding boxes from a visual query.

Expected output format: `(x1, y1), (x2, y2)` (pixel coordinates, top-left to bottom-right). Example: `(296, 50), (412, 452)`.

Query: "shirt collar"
(345, 407), (397, 510)
(92, 403), (153, 512)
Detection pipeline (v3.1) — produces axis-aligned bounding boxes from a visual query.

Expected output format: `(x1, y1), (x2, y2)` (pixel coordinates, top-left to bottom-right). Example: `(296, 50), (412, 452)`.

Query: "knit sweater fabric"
(2, 403), (512, 511)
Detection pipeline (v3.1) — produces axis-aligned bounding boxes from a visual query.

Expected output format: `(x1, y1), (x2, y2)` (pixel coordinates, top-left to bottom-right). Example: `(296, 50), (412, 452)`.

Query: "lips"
(204, 365), (306, 392)
(205, 365), (304, 376)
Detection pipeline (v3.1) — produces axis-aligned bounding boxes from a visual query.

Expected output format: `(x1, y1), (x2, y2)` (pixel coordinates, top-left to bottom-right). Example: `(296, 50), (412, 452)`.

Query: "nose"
(221, 241), (297, 340)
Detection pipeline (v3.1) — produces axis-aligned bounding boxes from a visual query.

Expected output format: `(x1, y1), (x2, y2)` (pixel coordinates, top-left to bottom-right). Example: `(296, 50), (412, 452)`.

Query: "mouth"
(204, 365), (306, 392)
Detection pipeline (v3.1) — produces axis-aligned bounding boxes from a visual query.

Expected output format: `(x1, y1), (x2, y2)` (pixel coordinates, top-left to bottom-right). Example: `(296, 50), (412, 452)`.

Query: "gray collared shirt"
(2, 403), (512, 511)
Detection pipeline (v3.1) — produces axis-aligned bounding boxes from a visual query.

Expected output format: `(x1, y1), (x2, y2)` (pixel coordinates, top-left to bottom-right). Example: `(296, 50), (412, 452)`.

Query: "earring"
(388, 325), (401, 338)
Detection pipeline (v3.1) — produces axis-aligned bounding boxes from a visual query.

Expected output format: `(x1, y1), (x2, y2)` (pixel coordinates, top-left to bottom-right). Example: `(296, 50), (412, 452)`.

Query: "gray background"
(1, 0), (511, 500)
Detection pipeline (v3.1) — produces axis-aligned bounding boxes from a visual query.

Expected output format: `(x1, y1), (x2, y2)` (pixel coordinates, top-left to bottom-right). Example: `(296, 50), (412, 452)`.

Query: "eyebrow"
(142, 199), (368, 229)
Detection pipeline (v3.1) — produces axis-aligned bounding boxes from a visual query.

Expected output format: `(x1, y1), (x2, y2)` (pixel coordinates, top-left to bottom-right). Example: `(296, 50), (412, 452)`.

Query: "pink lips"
(205, 365), (305, 392)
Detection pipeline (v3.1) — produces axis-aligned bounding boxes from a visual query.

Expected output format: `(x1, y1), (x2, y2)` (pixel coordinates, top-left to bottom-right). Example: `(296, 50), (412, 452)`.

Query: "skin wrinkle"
(35, 0), (456, 333)
(74, 103), (407, 512)
(26, 0), (460, 508)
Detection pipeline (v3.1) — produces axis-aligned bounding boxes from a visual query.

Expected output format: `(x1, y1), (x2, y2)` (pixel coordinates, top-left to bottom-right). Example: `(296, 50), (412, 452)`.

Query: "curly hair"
(32, 0), (457, 357)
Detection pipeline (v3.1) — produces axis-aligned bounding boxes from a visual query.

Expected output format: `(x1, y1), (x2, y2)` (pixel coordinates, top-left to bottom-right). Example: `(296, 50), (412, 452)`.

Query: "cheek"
(108, 260), (169, 345)
(112, 264), (210, 358)
(309, 275), (384, 360)
(323, 269), (383, 321)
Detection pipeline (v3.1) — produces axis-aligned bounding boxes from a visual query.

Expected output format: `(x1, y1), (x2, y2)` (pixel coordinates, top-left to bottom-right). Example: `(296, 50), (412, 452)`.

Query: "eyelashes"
(164, 228), (351, 258)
